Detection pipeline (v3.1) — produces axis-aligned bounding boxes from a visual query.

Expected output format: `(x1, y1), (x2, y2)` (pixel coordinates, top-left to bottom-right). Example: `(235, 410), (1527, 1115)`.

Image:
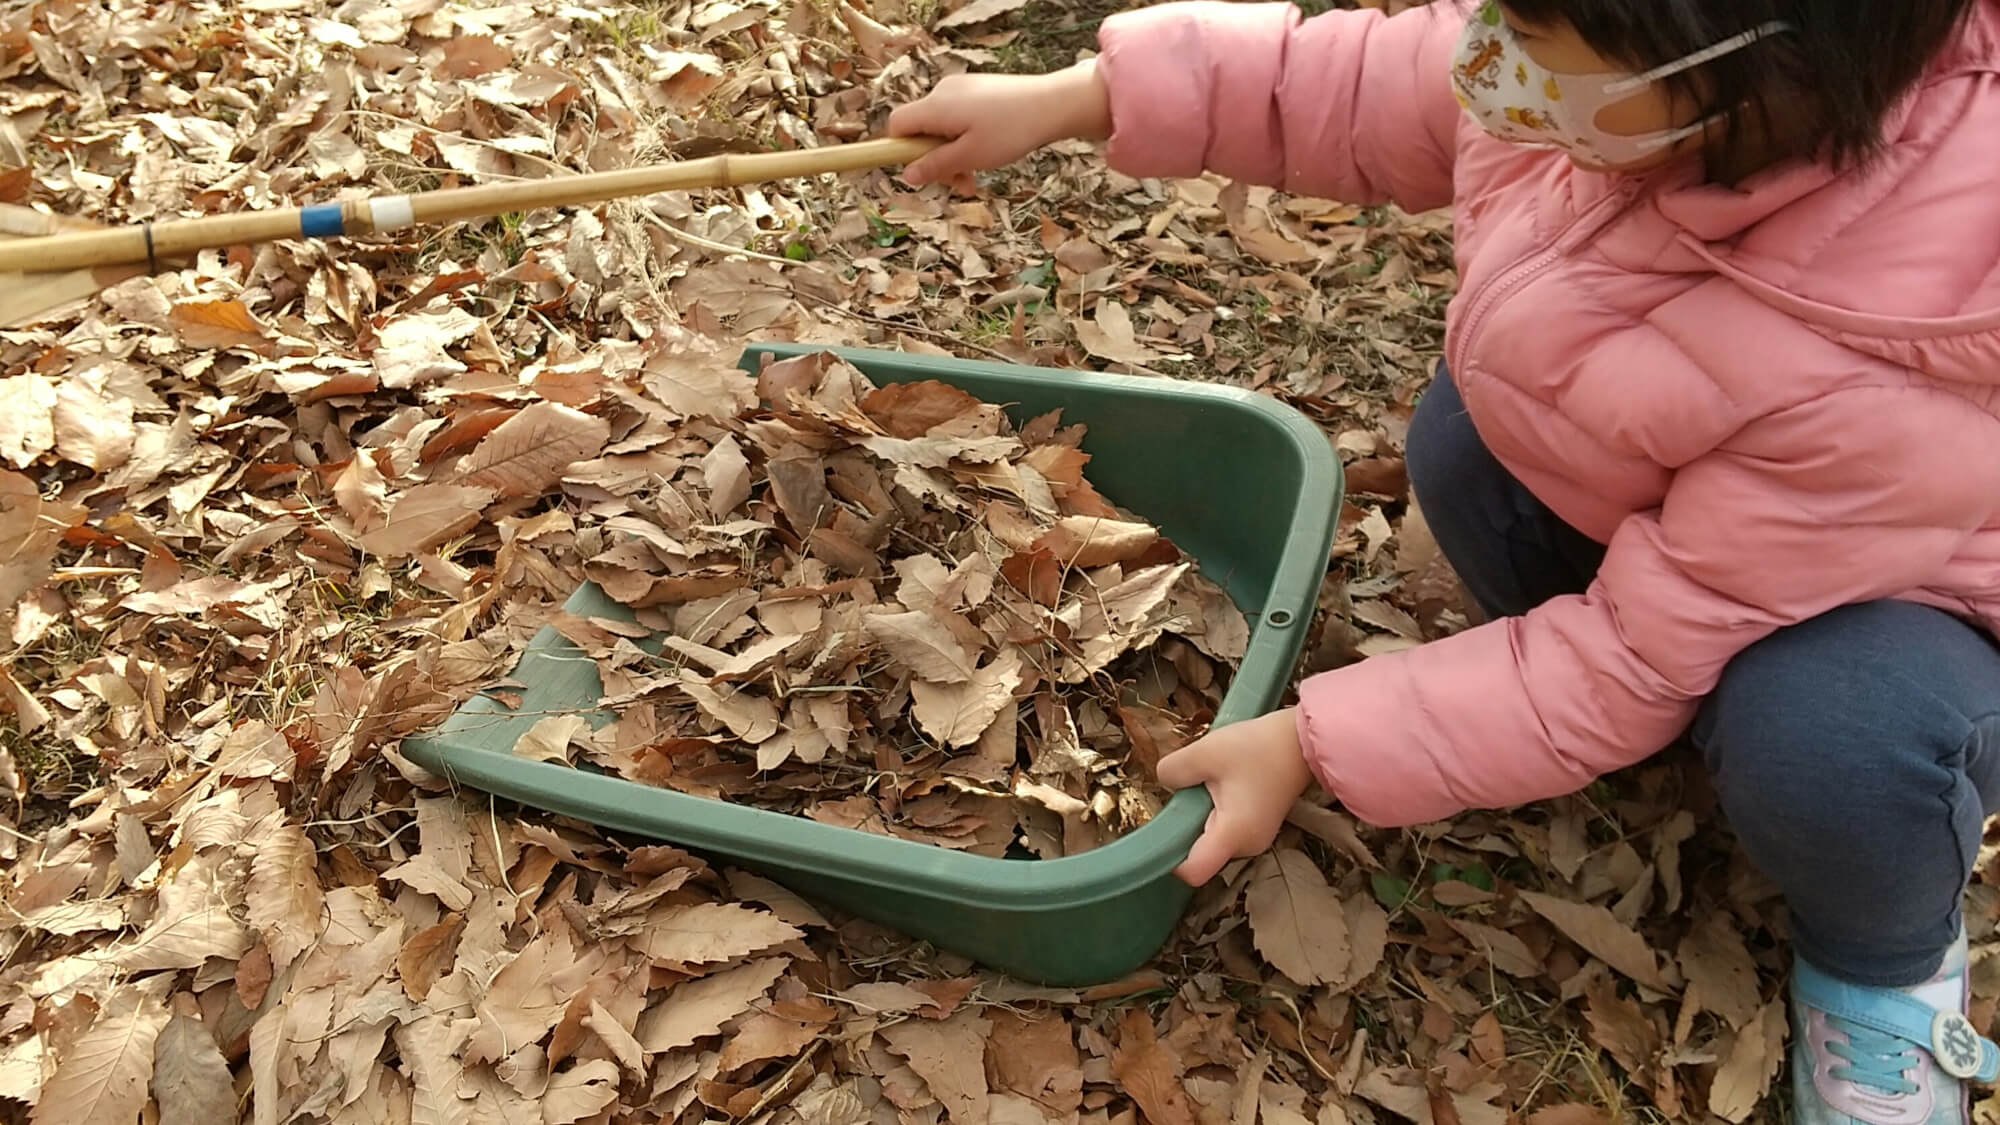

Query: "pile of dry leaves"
(4, 0), (2000, 1123)
(482, 348), (1244, 854)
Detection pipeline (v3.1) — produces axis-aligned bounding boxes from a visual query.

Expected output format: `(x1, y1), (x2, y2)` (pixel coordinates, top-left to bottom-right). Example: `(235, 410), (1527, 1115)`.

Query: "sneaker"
(1790, 933), (1999, 1125)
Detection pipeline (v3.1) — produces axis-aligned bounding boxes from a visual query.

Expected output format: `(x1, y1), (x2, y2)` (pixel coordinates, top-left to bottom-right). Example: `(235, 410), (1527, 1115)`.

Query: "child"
(890, 0), (2000, 1120)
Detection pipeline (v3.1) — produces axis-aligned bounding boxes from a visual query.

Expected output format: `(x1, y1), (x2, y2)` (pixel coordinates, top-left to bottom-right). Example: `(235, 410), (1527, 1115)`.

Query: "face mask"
(1450, 1), (1788, 167)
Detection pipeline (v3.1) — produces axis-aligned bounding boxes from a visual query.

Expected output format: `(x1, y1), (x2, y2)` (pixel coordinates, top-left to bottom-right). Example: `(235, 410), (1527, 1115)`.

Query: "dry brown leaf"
(457, 401), (611, 497)
(1678, 910), (1760, 1030)
(1520, 891), (1670, 991)
(398, 914), (465, 1003)
(633, 902), (804, 964)
(333, 452), (389, 532)
(882, 1011), (991, 1125)
(30, 982), (170, 1125)
(583, 1000), (645, 1076)
(1245, 849), (1352, 987)
(861, 380), (983, 437)
(1354, 1070), (1506, 1125)
(1030, 516), (1158, 569)
(702, 435), (753, 518)
(724, 870), (832, 929)
(439, 33), (513, 77)
(512, 714), (591, 764)
(119, 852), (255, 971)
(152, 1008), (235, 1125)
(1708, 999), (1786, 1122)
(1111, 1009), (1197, 1125)
(865, 609), (976, 683)
(245, 822), (325, 970)
(169, 298), (270, 351)
(359, 483), (497, 558)
(637, 958), (789, 1053)
(1445, 917), (1541, 978)
(464, 936), (568, 1065)
(934, 0), (1032, 28)
(910, 648), (1022, 748)
(542, 1059), (620, 1125)
(0, 375), (55, 467)
(719, 1010), (822, 1072)
(1284, 801), (1380, 870)
(1074, 300), (1162, 367)
(679, 677), (781, 743)
(988, 1011), (1082, 1114)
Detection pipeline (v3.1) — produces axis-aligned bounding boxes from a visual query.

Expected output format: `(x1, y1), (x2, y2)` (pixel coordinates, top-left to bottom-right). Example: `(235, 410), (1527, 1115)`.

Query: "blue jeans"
(1408, 363), (2000, 986)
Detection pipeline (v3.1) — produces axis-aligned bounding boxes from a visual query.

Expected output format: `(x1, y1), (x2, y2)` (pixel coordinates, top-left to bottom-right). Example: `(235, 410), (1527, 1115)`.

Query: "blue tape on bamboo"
(299, 204), (345, 238)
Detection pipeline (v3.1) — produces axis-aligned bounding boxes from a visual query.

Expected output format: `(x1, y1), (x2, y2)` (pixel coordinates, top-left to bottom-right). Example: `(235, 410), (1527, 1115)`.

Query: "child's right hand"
(887, 62), (1113, 188)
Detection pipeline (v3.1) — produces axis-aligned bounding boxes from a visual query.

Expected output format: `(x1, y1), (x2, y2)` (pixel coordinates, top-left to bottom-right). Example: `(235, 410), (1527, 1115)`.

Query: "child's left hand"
(1156, 708), (1316, 886)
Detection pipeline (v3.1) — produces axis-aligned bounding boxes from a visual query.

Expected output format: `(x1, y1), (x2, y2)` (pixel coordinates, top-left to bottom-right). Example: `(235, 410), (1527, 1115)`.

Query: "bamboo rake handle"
(0, 136), (942, 275)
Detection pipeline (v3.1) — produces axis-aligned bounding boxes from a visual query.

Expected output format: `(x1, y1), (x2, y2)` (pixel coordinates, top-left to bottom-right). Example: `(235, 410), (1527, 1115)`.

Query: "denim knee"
(1693, 601), (2000, 983)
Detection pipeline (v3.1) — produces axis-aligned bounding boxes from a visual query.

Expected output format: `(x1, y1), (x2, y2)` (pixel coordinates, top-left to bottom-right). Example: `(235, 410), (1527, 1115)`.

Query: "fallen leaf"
(542, 1059), (620, 1125)
(1030, 516), (1158, 568)
(439, 33), (513, 77)
(245, 821), (326, 970)
(1354, 1070), (1506, 1125)
(118, 852), (255, 971)
(679, 677), (781, 742)
(636, 958), (789, 1052)
(910, 648), (1023, 748)
(882, 1011), (991, 1125)
(30, 982), (170, 1125)
(865, 609), (976, 682)
(702, 435), (752, 518)
(1074, 300), (1161, 367)
(398, 914), (466, 1003)
(633, 902), (804, 964)
(152, 1008), (235, 1125)
(724, 870), (832, 929)
(934, 0), (1031, 28)
(1445, 917), (1540, 978)
(512, 714), (591, 764)
(53, 377), (136, 471)
(359, 483), (497, 558)
(1245, 849), (1352, 987)
(1110, 1009), (1196, 1125)
(1678, 910), (1760, 1030)
(719, 1010), (822, 1072)
(169, 298), (270, 351)
(1707, 999), (1786, 1123)
(1520, 891), (1670, 992)
(861, 379), (983, 437)
(0, 375), (55, 467)
(456, 401), (611, 497)
(988, 1011), (1082, 1114)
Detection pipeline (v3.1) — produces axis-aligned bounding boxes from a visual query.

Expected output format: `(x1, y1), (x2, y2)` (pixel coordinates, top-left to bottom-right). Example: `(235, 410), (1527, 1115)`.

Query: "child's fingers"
(886, 99), (946, 138)
(900, 136), (979, 187)
(1156, 735), (1216, 790)
(1173, 820), (1237, 886)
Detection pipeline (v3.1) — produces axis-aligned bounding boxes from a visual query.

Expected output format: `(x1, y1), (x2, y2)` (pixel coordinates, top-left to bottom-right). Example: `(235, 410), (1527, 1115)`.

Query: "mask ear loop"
(1601, 20), (1793, 96)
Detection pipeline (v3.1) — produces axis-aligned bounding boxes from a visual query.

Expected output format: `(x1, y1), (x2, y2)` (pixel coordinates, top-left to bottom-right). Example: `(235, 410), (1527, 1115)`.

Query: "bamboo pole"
(0, 136), (941, 275)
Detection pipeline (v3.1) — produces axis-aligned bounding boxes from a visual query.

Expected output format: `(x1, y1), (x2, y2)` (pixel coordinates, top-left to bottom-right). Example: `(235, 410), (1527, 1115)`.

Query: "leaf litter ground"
(2, 1), (1998, 1124)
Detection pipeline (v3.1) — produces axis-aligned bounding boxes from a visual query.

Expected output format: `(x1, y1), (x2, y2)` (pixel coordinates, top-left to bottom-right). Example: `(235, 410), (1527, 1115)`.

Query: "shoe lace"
(1827, 1015), (1922, 1097)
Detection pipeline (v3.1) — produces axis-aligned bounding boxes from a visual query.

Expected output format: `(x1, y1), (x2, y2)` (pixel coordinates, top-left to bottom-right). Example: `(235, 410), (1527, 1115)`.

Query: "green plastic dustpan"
(402, 343), (1342, 985)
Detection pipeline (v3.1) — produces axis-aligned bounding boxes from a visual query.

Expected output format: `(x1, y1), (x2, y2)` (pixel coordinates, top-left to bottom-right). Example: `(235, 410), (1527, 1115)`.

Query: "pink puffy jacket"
(1095, 0), (2000, 827)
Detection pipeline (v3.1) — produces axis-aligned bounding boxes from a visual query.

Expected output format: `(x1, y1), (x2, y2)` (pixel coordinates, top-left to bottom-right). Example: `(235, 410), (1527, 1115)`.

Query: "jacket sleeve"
(1093, 1), (1465, 212)
(1297, 384), (1999, 827)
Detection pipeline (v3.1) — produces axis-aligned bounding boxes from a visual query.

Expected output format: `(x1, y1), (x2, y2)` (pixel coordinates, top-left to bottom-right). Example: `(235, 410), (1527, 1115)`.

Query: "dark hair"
(1494, 0), (1976, 176)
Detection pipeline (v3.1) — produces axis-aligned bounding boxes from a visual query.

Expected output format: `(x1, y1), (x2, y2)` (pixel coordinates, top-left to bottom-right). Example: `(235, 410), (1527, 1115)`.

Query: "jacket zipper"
(1449, 184), (1644, 372)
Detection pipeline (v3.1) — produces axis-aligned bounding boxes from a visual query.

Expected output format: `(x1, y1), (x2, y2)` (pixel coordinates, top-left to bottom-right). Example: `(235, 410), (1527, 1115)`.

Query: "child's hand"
(887, 62), (1112, 188)
(1157, 708), (1316, 886)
